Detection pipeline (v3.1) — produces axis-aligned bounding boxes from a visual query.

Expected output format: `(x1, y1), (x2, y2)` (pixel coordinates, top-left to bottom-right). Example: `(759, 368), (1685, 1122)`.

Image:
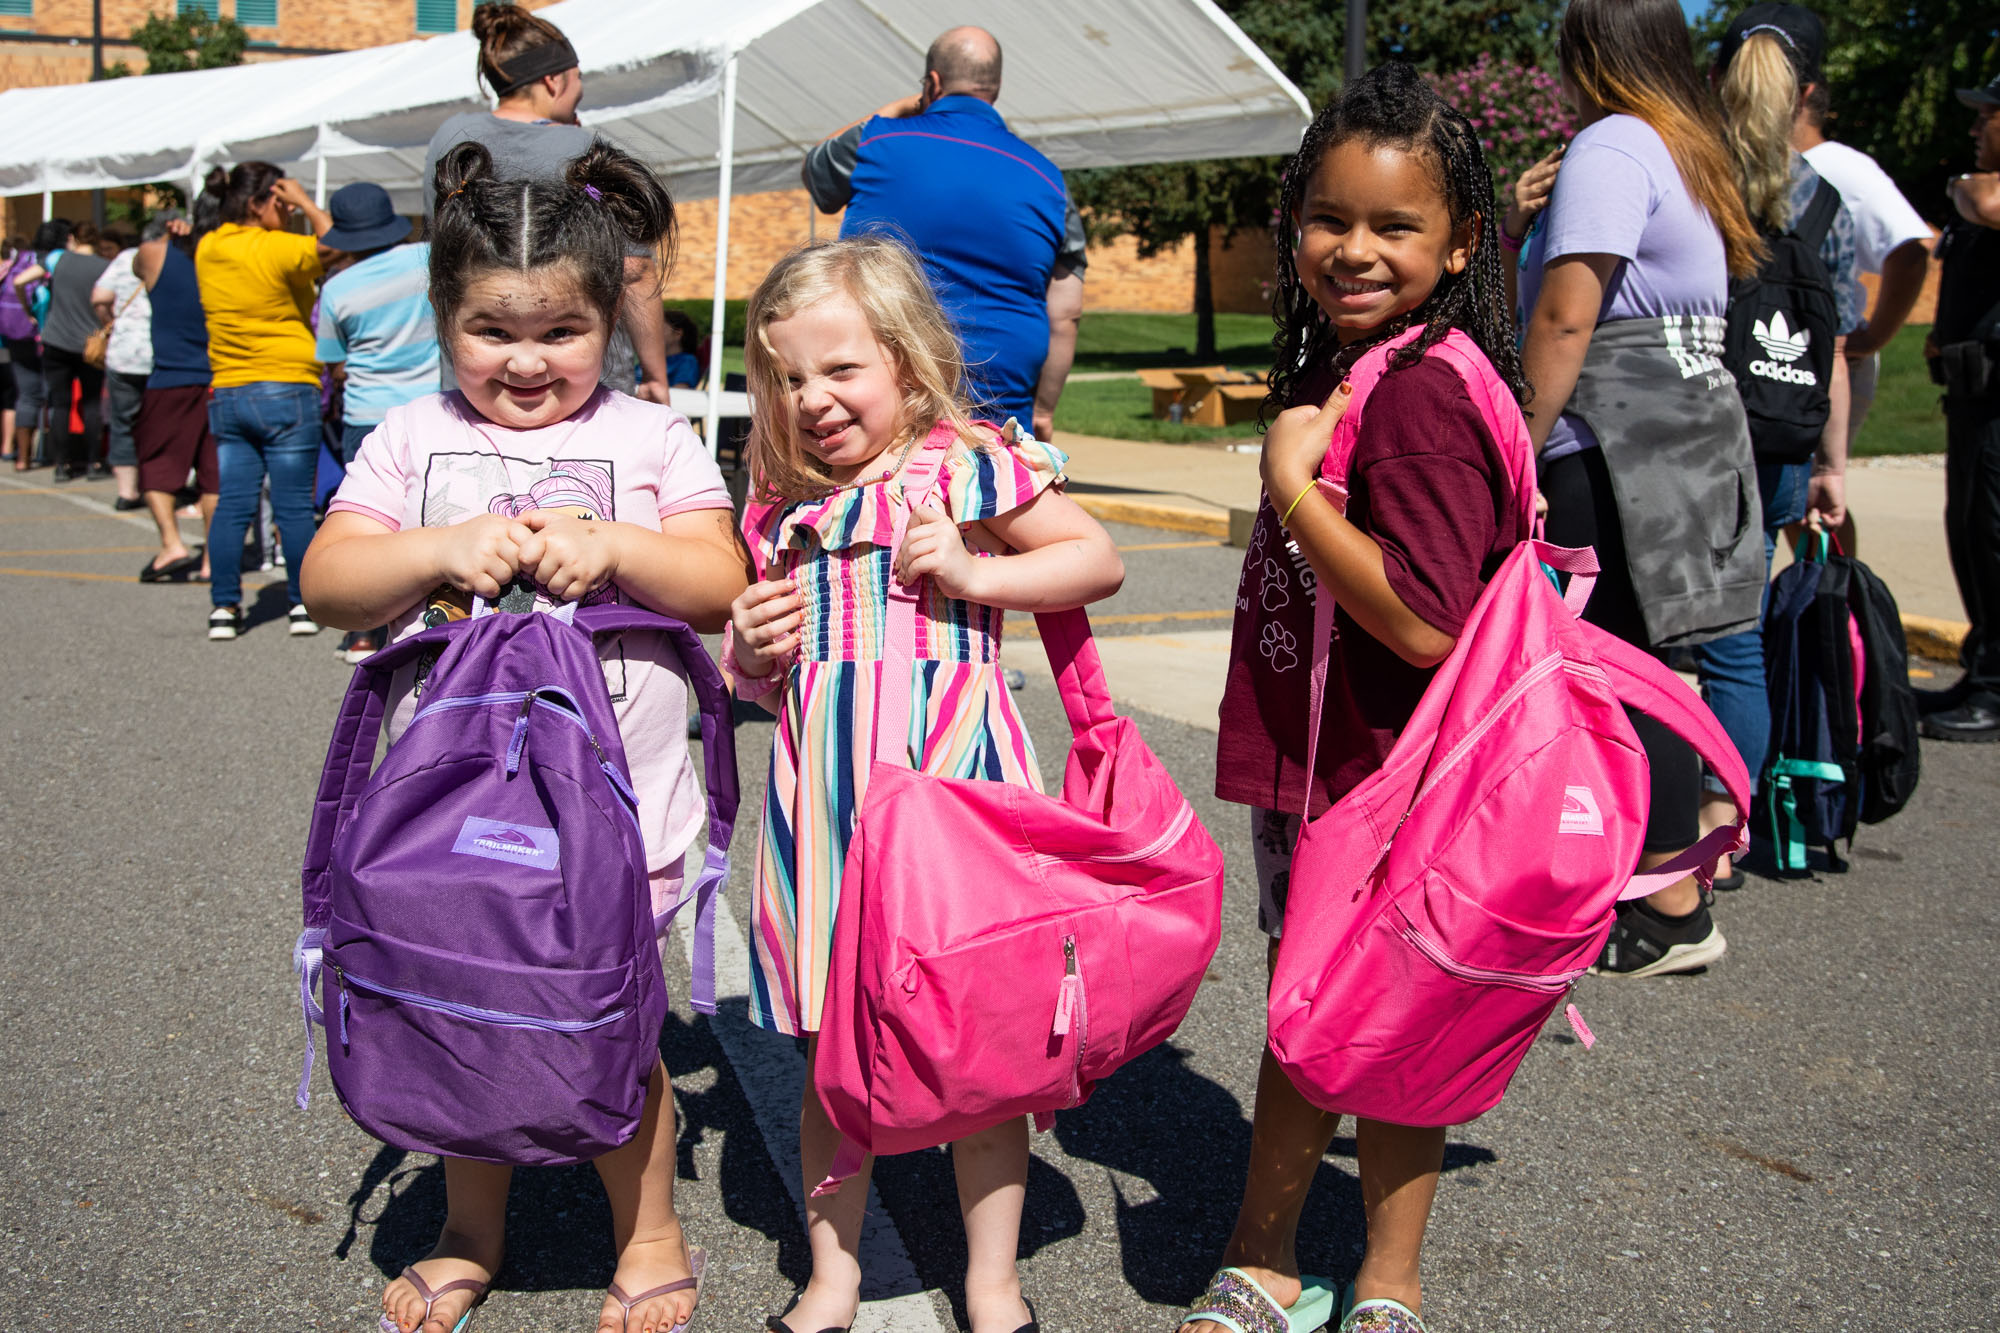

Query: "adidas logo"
(1753, 311), (1809, 363)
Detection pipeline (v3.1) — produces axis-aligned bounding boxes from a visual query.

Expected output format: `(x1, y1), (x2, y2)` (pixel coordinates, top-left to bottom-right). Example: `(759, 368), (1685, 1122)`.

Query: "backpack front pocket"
(323, 933), (648, 1166)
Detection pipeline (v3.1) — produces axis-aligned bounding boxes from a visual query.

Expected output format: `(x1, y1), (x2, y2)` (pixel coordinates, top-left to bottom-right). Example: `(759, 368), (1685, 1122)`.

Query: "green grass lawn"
(1053, 311), (1949, 454)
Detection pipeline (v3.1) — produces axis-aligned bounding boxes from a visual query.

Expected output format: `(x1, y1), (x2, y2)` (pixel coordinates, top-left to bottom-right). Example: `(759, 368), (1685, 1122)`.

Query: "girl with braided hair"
(1194, 63), (1531, 1333)
(301, 138), (751, 1333)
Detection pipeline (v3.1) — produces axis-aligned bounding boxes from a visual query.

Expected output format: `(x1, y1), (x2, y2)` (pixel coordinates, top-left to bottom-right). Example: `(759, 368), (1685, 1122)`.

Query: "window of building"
(415, 0), (456, 33)
(237, 0), (277, 25)
(0, 0), (32, 19)
(179, 0), (220, 17)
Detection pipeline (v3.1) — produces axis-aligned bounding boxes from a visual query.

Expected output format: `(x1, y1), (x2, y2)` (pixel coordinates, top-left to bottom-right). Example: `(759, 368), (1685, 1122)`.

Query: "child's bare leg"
(380, 1158), (509, 1333)
(594, 1058), (697, 1333)
(785, 1034), (871, 1331)
(1183, 938), (1342, 1332)
(1351, 1118), (1445, 1313)
(952, 1117), (1033, 1333)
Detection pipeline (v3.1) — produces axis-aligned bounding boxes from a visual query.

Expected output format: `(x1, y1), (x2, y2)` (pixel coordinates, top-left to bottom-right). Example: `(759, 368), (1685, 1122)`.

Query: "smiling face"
(762, 293), (910, 484)
(448, 266), (609, 429)
(1293, 140), (1473, 344)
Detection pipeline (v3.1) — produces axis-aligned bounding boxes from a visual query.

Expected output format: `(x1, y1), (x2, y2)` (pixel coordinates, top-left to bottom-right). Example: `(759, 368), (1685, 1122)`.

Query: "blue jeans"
(1692, 459), (1812, 795)
(208, 382), (321, 611)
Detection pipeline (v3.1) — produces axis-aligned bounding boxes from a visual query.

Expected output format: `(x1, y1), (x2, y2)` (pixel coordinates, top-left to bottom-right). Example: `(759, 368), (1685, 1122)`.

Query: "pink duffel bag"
(812, 593), (1224, 1193)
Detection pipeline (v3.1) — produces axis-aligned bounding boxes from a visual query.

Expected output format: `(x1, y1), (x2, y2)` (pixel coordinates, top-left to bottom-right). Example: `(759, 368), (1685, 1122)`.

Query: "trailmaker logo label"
(452, 815), (561, 866)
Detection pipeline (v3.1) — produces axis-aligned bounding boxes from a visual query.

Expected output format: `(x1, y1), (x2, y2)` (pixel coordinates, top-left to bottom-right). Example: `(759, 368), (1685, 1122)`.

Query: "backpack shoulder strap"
(1576, 623), (1752, 898)
(570, 603), (740, 1016)
(1794, 177), (1843, 258)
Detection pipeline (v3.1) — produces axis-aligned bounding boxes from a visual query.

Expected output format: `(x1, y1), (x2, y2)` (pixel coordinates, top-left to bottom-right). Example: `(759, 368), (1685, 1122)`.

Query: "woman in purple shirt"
(1514, 0), (1766, 979)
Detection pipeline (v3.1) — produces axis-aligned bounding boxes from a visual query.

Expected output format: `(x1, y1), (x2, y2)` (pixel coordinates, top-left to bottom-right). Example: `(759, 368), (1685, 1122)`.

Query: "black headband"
(488, 37), (579, 97)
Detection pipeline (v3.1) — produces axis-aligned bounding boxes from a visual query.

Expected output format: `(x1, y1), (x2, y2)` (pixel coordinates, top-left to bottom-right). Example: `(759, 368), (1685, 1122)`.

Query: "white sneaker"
(288, 604), (321, 637)
(207, 606), (243, 641)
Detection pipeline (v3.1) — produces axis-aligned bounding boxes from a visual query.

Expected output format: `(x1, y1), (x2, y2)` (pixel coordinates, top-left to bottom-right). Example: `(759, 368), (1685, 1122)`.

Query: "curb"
(1904, 614), (1967, 664)
(1070, 494), (1229, 538)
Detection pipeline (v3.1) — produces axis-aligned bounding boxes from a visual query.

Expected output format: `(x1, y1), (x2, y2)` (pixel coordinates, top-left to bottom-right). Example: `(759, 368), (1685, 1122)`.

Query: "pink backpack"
(811, 434), (1224, 1193)
(1266, 331), (1751, 1127)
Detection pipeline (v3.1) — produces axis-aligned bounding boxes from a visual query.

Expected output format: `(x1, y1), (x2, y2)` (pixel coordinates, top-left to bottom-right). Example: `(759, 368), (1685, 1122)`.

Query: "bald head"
(925, 26), (1002, 101)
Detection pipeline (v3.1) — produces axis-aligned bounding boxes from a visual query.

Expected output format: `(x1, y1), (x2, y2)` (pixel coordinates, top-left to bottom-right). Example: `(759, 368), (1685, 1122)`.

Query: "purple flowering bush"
(1425, 56), (1574, 198)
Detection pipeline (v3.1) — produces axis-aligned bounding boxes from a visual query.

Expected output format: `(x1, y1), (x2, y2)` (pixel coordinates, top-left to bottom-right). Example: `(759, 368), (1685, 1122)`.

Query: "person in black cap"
(419, 3), (672, 406)
(1923, 72), (2000, 739)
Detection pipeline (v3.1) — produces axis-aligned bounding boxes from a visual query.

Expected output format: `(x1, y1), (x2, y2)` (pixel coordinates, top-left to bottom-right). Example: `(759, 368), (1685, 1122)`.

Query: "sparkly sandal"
(608, 1245), (706, 1332)
(1337, 1285), (1428, 1333)
(377, 1265), (489, 1333)
(1181, 1267), (1337, 1333)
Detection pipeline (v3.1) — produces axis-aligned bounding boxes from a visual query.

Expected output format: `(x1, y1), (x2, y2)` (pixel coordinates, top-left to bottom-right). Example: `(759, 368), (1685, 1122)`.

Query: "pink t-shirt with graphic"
(330, 387), (732, 879)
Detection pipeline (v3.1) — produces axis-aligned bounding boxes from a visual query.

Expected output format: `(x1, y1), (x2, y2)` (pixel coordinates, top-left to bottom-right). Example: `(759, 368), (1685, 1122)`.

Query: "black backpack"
(1724, 178), (1842, 463)
(1761, 538), (1920, 872)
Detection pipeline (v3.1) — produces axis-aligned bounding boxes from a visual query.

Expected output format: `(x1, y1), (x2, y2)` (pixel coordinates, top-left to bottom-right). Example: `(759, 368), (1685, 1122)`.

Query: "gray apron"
(1563, 314), (1764, 648)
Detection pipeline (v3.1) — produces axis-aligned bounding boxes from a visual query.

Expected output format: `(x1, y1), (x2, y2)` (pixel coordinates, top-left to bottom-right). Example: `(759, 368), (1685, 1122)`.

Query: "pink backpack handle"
(1573, 618), (1752, 896)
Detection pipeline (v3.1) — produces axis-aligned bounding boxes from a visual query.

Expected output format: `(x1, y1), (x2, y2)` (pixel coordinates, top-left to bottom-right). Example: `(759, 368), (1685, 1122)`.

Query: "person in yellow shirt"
(194, 162), (335, 642)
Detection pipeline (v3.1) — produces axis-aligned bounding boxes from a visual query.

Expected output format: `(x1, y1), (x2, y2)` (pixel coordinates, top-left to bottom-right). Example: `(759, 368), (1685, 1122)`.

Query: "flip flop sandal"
(609, 1246), (706, 1332)
(377, 1266), (489, 1333)
(1337, 1285), (1428, 1333)
(138, 552), (201, 583)
(1182, 1267), (1337, 1333)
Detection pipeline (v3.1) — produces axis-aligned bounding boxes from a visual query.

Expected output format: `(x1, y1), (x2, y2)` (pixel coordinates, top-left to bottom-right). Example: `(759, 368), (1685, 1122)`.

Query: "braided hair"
(428, 138), (676, 336)
(1264, 62), (1526, 425)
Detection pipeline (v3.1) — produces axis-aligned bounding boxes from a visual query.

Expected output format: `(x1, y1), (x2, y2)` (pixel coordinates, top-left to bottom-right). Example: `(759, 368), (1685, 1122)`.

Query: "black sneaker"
(1592, 898), (1727, 977)
(207, 605), (244, 641)
(288, 603), (321, 637)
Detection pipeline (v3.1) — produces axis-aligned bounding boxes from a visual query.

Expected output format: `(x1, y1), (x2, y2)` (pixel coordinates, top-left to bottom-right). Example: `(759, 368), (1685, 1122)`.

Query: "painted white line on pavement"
(0, 471), (161, 532)
(676, 894), (945, 1333)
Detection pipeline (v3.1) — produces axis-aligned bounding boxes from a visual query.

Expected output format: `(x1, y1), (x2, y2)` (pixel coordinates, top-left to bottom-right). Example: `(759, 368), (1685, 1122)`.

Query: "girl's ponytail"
(565, 141), (677, 269)
(433, 140), (497, 222)
(1719, 32), (1801, 232)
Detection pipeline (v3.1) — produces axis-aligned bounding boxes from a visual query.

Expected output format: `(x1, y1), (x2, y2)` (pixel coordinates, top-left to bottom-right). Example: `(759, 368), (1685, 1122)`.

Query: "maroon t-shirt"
(1216, 355), (1518, 817)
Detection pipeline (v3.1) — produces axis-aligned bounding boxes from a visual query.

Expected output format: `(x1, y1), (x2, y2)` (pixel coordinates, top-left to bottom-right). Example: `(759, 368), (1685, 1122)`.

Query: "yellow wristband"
(1279, 481), (1315, 526)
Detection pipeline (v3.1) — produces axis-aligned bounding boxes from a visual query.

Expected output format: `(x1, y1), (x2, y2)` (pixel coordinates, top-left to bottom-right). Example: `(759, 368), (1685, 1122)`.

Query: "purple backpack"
(292, 602), (737, 1166)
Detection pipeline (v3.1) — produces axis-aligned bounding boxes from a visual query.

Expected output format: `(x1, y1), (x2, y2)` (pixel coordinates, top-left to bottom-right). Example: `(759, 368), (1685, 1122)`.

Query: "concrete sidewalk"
(1053, 429), (1968, 660)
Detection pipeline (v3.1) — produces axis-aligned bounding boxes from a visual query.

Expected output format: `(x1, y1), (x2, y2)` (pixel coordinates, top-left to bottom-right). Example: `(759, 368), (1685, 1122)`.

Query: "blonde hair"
(744, 237), (981, 503)
(1560, 0), (1766, 278)
(1719, 32), (1800, 232)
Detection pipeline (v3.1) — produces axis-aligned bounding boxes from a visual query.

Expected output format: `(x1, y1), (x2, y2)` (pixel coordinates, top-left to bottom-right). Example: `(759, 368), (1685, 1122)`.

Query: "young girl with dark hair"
(1187, 63), (1529, 1333)
(300, 140), (751, 1333)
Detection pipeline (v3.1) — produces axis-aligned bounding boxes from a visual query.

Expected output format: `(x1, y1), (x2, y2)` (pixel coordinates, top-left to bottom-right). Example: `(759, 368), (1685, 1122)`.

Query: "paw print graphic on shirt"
(1260, 622), (1299, 673)
(1260, 559), (1291, 612)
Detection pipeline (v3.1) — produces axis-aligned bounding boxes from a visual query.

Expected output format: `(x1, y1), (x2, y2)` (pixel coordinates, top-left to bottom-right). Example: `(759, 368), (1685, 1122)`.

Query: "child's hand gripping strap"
(570, 603), (741, 1016)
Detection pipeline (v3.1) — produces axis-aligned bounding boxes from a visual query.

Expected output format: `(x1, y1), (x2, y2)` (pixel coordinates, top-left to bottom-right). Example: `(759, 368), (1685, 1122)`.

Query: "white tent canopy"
(0, 0), (1308, 443)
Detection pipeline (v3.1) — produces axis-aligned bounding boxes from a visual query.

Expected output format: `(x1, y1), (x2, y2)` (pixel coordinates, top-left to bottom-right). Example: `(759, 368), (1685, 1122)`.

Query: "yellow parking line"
(1, 545), (155, 557)
(1115, 539), (1229, 553)
(0, 565), (141, 583)
(0, 486), (63, 496)
(1006, 608), (1233, 631)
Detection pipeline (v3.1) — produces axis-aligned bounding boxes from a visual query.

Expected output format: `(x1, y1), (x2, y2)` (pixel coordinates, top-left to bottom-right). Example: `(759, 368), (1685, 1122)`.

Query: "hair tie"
(582, 184), (603, 202)
(445, 186), (466, 203)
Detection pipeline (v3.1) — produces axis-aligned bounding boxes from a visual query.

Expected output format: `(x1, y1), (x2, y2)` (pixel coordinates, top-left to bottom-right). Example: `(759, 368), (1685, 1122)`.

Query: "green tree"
(1068, 0), (1563, 353)
(99, 9), (249, 79)
(1695, 2), (1996, 224)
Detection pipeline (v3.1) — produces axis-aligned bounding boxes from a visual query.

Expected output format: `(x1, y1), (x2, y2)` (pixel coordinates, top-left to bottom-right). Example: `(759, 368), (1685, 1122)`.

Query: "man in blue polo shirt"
(803, 26), (1086, 439)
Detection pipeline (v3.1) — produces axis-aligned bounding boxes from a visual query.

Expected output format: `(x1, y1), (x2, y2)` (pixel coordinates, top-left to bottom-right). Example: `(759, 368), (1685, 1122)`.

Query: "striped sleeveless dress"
(742, 424), (1065, 1034)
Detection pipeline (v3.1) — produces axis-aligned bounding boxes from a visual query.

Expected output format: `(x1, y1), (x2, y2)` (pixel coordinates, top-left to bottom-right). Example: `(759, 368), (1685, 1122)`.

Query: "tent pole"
(41, 190), (52, 222)
(703, 53), (739, 457)
(314, 125), (329, 207)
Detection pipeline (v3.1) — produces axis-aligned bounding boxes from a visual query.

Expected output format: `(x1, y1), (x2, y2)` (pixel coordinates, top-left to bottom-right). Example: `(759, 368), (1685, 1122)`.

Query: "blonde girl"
(726, 237), (1123, 1333)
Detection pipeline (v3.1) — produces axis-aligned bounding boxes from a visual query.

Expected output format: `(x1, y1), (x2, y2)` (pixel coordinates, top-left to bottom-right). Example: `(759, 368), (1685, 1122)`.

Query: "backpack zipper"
(332, 965), (630, 1034)
(1416, 652), (1566, 802)
(1399, 925), (1580, 994)
(1049, 933), (1090, 1107)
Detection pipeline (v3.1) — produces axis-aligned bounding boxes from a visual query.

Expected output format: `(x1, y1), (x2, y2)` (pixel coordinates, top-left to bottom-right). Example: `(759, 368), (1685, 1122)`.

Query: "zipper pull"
(1053, 938), (1080, 1037)
(1565, 1002), (1595, 1050)
(505, 691), (537, 776)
